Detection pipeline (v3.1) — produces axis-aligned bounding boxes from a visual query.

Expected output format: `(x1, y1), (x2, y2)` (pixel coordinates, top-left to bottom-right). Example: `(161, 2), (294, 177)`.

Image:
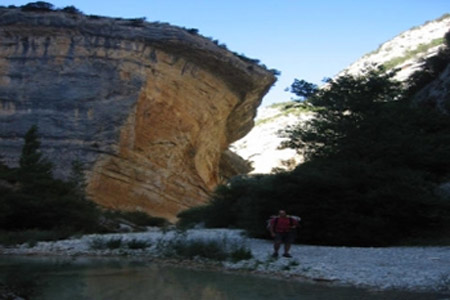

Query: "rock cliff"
(338, 14), (450, 80)
(0, 7), (276, 221)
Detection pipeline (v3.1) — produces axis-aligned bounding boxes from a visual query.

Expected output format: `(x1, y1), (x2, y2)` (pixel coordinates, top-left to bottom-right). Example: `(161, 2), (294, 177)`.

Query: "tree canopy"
(178, 63), (450, 246)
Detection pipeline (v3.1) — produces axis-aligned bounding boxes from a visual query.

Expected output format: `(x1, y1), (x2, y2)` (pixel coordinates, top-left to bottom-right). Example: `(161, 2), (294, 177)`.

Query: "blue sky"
(4, 0), (450, 106)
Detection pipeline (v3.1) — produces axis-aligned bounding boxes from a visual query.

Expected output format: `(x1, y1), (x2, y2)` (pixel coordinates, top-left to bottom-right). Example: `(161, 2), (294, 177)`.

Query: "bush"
(127, 238), (151, 249)
(88, 237), (151, 250)
(186, 28), (199, 34)
(88, 237), (124, 250)
(61, 5), (82, 14)
(176, 206), (209, 228)
(155, 234), (252, 262)
(172, 239), (228, 261)
(126, 17), (146, 27)
(106, 238), (123, 249)
(230, 247), (253, 262)
(21, 2), (54, 12)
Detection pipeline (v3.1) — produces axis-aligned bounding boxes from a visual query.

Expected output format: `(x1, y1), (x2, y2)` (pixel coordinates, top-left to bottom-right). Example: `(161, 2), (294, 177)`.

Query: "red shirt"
(270, 217), (298, 233)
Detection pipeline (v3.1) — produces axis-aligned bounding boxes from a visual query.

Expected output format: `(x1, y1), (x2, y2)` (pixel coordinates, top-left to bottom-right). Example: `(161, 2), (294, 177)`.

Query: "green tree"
(281, 69), (403, 161)
(68, 160), (87, 200)
(290, 79), (318, 101)
(0, 125), (101, 233)
(18, 125), (53, 188)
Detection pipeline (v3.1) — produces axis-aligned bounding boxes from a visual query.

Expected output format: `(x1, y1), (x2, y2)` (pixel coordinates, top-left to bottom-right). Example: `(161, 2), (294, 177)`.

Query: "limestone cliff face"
(231, 104), (314, 174)
(0, 8), (276, 220)
(338, 14), (450, 81)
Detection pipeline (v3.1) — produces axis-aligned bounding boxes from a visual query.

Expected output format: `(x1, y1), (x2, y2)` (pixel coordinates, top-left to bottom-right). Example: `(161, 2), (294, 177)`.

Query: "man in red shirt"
(269, 210), (299, 258)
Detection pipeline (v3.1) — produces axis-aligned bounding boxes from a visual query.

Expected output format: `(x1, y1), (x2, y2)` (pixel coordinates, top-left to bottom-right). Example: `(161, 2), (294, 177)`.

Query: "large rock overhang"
(0, 8), (276, 220)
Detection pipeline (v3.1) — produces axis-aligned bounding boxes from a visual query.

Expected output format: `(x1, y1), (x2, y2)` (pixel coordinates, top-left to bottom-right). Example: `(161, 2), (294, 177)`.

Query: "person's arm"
(291, 218), (299, 229)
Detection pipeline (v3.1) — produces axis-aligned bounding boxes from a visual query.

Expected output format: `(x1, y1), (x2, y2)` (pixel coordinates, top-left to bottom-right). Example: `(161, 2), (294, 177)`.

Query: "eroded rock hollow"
(0, 8), (276, 221)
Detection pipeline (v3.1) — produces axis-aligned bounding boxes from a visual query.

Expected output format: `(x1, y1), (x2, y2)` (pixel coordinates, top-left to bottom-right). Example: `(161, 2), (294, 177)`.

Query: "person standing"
(269, 210), (299, 258)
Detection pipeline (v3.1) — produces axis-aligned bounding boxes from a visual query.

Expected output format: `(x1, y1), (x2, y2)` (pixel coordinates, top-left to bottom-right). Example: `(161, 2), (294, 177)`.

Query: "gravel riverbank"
(1, 228), (449, 293)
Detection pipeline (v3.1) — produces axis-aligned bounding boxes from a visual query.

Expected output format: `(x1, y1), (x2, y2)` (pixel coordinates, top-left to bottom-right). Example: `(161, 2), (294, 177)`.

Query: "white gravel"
(1, 228), (449, 293)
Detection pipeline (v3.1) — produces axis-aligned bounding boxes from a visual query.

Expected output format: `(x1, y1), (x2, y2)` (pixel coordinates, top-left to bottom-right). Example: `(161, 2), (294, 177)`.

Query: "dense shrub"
(155, 234), (252, 262)
(1, 188), (100, 232)
(61, 5), (82, 14)
(178, 59), (450, 246)
(176, 205), (210, 228)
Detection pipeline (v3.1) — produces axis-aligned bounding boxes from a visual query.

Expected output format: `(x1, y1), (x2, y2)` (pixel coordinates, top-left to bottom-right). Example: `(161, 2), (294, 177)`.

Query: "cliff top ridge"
(0, 4), (277, 104)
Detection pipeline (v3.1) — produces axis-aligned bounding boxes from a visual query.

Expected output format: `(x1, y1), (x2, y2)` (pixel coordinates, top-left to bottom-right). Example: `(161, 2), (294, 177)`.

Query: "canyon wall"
(0, 7), (276, 220)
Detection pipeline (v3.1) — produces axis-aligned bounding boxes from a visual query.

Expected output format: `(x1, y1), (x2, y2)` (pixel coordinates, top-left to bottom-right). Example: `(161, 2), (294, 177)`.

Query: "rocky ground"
(1, 228), (449, 294)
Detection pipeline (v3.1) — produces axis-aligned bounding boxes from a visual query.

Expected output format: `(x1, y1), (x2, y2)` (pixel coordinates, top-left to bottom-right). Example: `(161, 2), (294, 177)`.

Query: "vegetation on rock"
(406, 30), (450, 100)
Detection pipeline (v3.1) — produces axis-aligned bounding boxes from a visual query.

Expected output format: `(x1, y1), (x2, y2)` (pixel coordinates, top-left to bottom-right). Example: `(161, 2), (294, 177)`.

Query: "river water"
(0, 256), (447, 300)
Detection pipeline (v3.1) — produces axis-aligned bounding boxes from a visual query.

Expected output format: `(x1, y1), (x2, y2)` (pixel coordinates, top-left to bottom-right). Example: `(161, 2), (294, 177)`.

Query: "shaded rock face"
(0, 8), (276, 221)
(413, 64), (450, 113)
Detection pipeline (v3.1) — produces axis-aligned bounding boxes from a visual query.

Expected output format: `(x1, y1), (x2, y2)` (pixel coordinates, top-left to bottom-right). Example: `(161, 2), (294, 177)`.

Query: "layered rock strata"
(0, 8), (276, 220)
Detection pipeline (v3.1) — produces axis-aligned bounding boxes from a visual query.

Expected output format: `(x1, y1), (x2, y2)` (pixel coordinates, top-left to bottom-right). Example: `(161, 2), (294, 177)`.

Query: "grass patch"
(361, 14), (450, 59)
(256, 102), (316, 126)
(383, 37), (445, 70)
(435, 13), (450, 22)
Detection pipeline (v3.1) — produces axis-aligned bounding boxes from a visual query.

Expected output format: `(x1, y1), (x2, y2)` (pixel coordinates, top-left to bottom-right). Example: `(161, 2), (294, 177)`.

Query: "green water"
(0, 256), (448, 300)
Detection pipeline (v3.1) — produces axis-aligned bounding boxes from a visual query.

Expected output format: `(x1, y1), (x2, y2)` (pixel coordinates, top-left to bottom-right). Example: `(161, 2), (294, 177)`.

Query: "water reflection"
(0, 256), (447, 300)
